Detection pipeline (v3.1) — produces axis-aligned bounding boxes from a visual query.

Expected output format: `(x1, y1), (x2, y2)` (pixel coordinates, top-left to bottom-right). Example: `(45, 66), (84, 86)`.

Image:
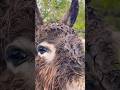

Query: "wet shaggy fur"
(0, 0), (85, 90)
(86, 1), (120, 90)
(0, 0), (35, 89)
(35, 23), (85, 90)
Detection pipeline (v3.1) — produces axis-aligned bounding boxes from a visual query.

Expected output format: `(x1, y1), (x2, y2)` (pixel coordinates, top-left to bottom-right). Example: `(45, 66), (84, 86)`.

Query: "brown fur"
(0, 0), (35, 89)
(35, 23), (85, 90)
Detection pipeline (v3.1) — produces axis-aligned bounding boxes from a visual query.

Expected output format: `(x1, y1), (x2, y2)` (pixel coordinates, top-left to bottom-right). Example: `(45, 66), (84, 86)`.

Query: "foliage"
(91, 0), (120, 31)
(37, 0), (85, 32)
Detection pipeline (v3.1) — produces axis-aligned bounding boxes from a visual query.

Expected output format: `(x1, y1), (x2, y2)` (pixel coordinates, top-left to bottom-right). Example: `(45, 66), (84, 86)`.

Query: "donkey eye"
(37, 45), (49, 54)
(5, 46), (28, 66)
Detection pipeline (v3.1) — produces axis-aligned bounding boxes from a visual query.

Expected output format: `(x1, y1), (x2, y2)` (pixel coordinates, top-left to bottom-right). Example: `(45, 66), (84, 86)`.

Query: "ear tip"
(61, 0), (79, 27)
(35, 4), (43, 26)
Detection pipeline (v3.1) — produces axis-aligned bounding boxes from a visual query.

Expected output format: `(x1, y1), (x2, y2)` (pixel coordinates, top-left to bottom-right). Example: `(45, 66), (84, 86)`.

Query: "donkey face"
(35, 0), (85, 90)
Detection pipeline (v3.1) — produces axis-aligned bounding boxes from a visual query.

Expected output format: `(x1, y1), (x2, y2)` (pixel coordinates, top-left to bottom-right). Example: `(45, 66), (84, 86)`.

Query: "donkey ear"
(61, 9), (70, 25)
(61, 0), (79, 27)
(35, 3), (43, 27)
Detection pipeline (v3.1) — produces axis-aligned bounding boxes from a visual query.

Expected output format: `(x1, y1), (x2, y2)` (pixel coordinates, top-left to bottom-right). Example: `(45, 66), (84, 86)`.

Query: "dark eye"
(5, 46), (28, 66)
(37, 45), (48, 54)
